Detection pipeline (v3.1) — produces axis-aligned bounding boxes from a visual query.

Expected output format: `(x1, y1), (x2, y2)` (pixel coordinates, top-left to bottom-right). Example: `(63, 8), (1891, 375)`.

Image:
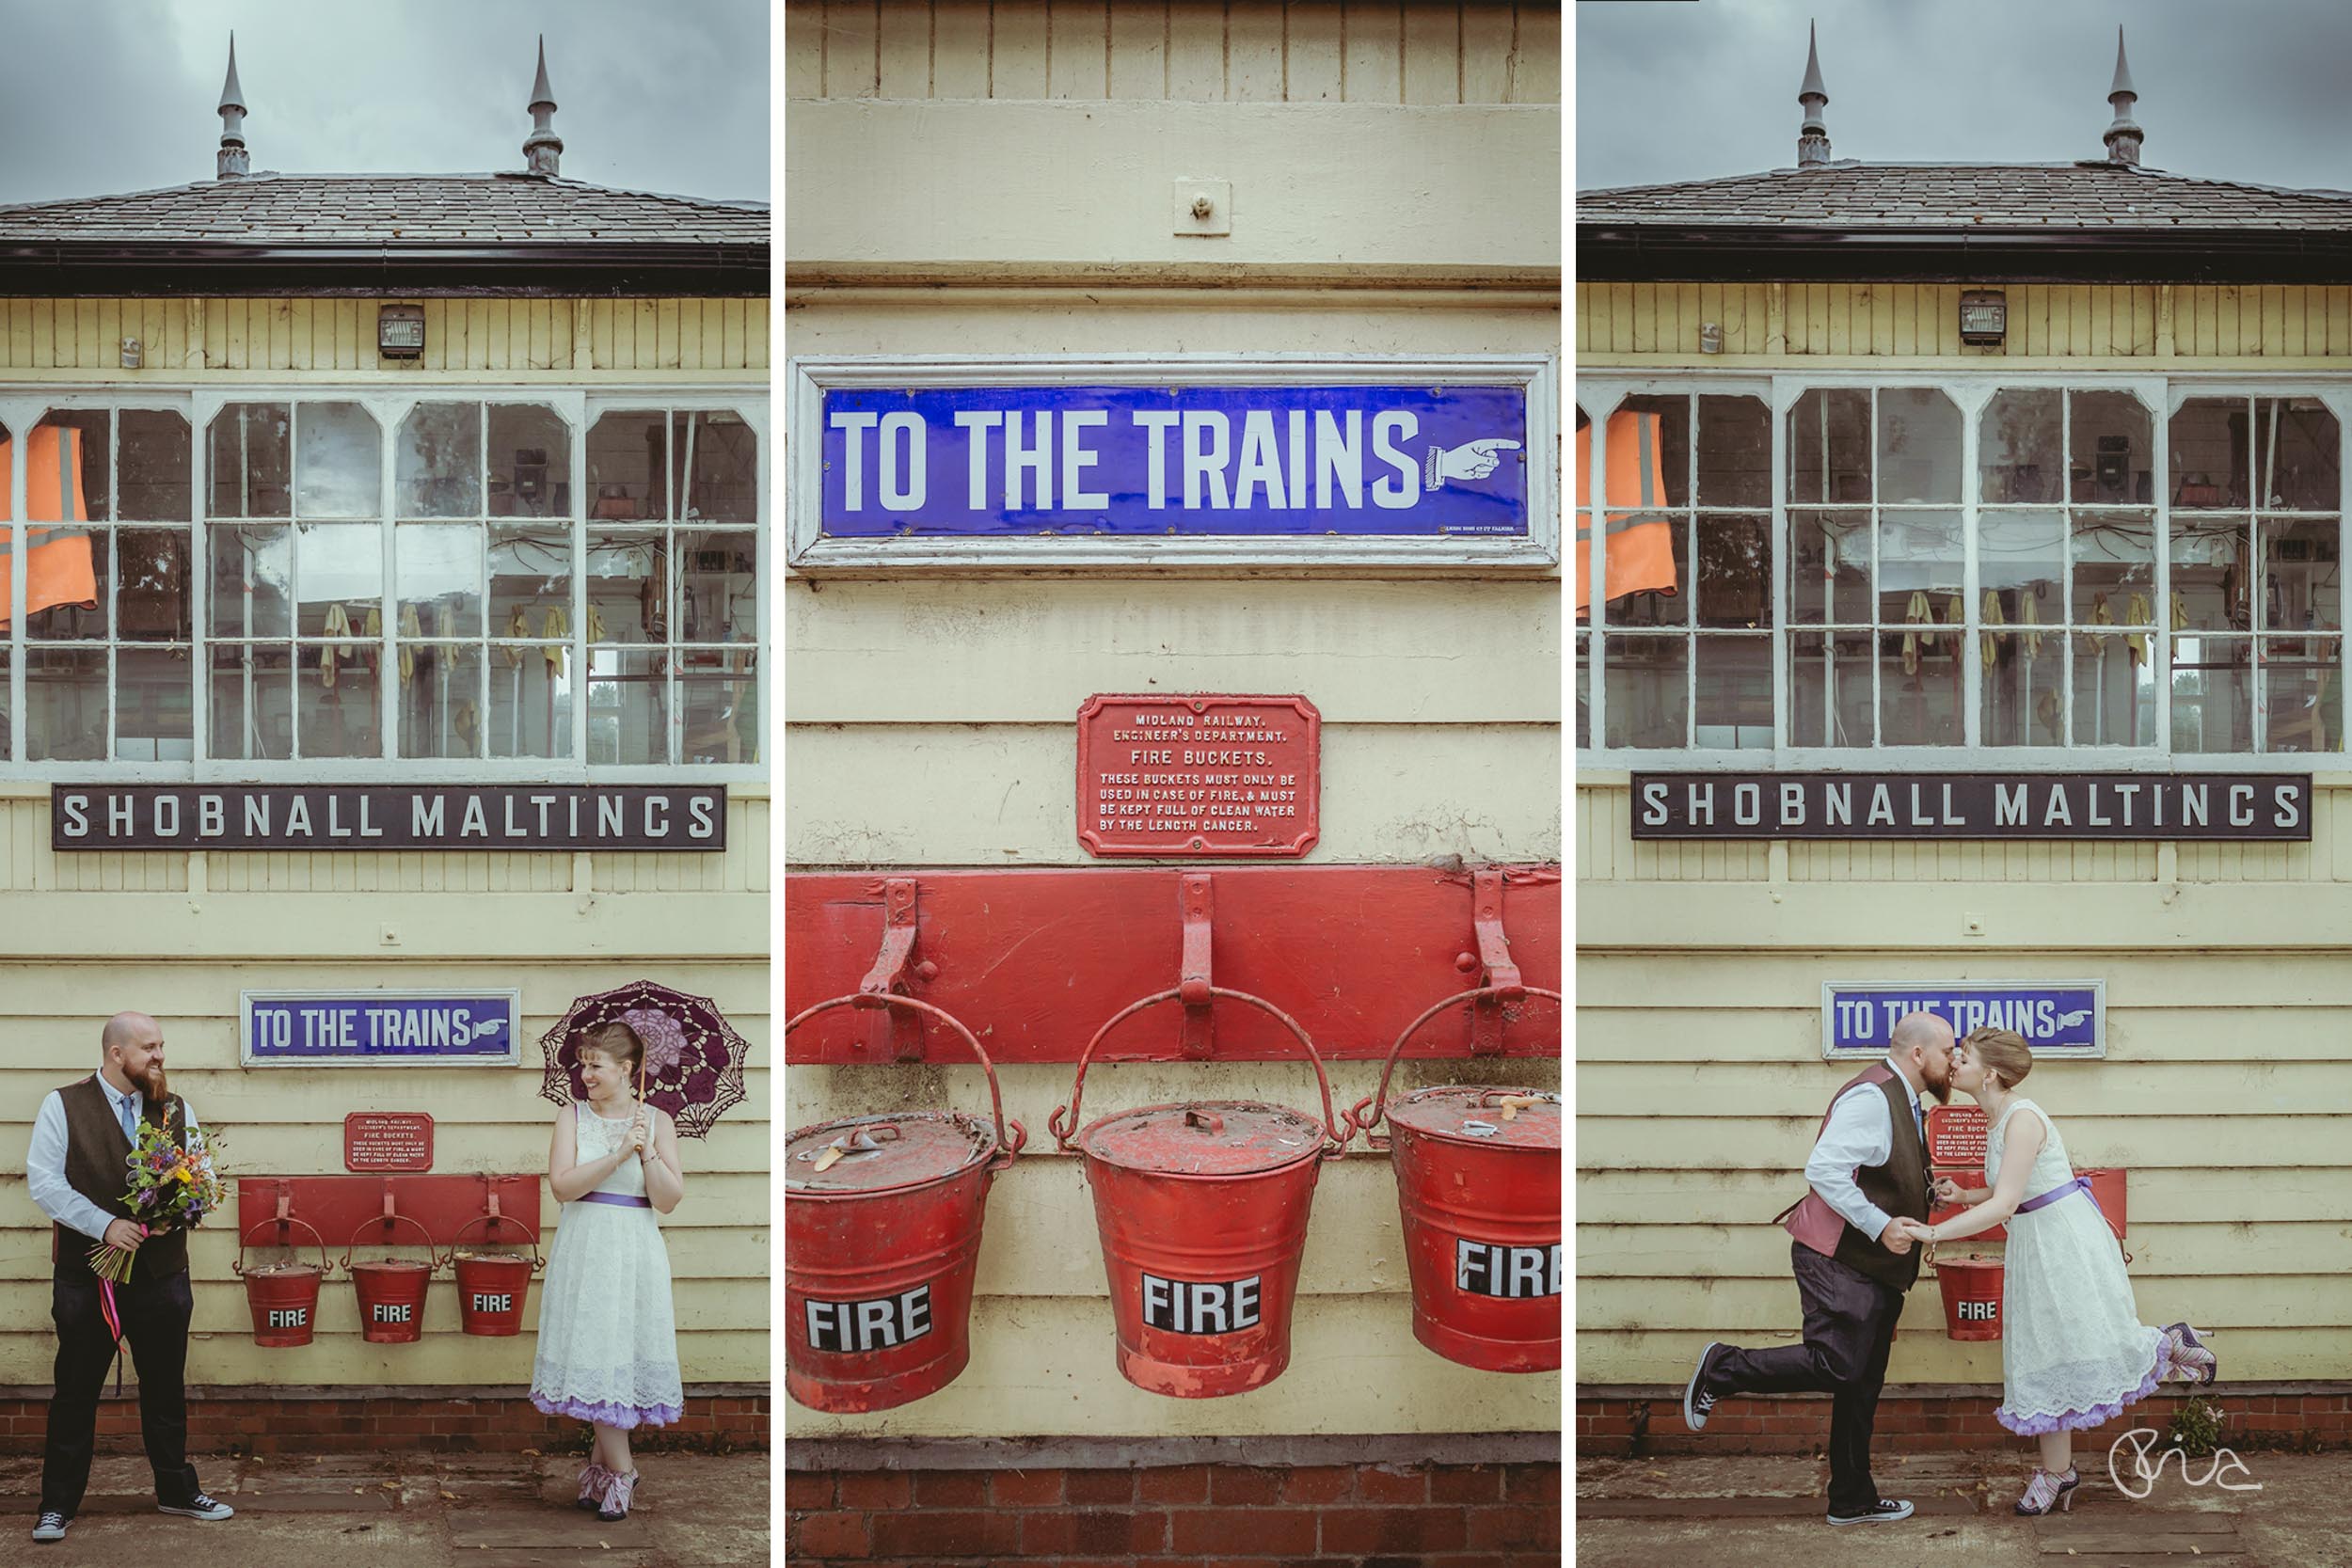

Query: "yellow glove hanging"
(399, 604), (421, 682)
(540, 606), (570, 675)
(503, 607), (530, 668)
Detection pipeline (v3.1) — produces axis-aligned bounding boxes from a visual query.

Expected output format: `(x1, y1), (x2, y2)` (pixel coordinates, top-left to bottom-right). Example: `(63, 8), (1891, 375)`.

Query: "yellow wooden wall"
(786, 0), (1561, 104)
(0, 788), (769, 1388)
(1574, 280), (2352, 363)
(0, 297), (769, 376)
(1575, 776), (2352, 1386)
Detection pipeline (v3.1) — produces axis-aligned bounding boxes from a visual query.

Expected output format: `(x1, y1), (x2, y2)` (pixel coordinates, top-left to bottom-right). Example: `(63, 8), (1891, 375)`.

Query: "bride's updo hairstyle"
(1962, 1026), (2034, 1092)
(587, 1020), (646, 1078)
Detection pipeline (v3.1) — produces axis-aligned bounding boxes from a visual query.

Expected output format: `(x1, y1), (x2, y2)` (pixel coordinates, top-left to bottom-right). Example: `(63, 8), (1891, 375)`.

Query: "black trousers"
(1706, 1243), (1905, 1516)
(42, 1270), (201, 1517)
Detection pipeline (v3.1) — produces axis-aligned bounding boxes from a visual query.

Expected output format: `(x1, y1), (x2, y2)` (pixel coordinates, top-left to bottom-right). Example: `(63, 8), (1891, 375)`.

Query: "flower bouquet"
(89, 1116), (226, 1284)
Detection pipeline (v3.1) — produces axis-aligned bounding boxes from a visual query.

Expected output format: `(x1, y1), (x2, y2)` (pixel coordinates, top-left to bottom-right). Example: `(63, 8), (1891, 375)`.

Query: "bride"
(1899, 1027), (2217, 1515)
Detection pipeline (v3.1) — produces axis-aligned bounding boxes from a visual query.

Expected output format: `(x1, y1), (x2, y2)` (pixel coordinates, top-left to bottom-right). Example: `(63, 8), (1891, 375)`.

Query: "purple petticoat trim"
(1994, 1354), (2166, 1435)
(530, 1392), (683, 1431)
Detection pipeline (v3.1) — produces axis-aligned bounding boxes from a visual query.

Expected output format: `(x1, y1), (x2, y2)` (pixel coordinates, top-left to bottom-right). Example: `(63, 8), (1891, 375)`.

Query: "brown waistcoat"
(52, 1075), (191, 1284)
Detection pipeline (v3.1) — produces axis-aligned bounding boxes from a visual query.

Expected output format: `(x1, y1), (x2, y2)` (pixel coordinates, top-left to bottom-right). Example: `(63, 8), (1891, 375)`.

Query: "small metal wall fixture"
(377, 303), (426, 358)
(1959, 290), (2008, 345)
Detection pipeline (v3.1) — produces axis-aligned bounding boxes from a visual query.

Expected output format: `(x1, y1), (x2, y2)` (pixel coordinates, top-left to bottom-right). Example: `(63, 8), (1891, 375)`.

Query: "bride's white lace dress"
(529, 1101), (685, 1429)
(1990, 1098), (2168, 1434)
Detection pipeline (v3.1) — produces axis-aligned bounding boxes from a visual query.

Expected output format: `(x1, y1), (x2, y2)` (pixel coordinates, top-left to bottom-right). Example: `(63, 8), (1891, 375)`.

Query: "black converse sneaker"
(1826, 1497), (1915, 1526)
(158, 1493), (235, 1522)
(32, 1512), (69, 1544)
(1683, 1340), (1727, 1432)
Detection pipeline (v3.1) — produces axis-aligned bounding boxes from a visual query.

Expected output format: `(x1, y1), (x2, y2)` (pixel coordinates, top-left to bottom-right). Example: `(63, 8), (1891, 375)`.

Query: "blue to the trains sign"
(243, 990), (521, 1067)
(1822, 981), (2105, 1060)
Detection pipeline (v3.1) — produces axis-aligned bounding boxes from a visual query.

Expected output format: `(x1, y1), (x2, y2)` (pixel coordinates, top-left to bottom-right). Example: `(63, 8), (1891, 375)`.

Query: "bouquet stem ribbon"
(99, 1276), (123, 1342)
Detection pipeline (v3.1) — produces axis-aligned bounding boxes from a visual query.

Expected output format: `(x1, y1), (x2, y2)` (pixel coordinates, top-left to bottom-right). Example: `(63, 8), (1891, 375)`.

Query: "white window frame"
(787, 353), (1561, 571)
(0, 384), (767, 784)
(1576, 369), (2350, 774)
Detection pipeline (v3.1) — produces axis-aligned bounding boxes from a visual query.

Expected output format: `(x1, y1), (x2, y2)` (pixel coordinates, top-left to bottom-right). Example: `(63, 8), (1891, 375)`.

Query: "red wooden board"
(344, 1112), (434, 1172)
(783, 865), (1562, 1063)
(1928, 1104), (1989, 1166)
(1076, 694), (1319, 858)
(236, 1175), (543, 1258)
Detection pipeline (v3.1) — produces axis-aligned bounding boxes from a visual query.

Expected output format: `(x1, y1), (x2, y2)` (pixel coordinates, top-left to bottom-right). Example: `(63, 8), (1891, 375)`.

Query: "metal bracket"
(1178, 875), (1214, 1058)
(855, 878), (925, 1061)
(1470, 868), (1525, 1055)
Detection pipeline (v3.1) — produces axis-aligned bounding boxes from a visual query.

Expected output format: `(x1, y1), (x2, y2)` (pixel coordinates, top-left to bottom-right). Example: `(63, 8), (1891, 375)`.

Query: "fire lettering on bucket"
(267, 1307), (308, 1329)
(373, 1302), (414, 1324)
(470, 1293), (514, 1313)
(1957, 1300), (2000, 1321)
(804, 1286), (933, 1354)
(1454, 1240), (1561, 1299)
(1140, 1273), (1262, 1335)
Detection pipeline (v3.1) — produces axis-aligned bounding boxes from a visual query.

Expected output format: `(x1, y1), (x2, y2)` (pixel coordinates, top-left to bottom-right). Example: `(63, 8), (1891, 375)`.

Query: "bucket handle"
(451, 1212), (545, 1275)
(1048, 986), (1349, 1160)
(234, 1214), (327, 1277)
(1346, 985), (1565, 1143)
(339, 1210), (442, 1275)
(783, 992), (1025, 1171)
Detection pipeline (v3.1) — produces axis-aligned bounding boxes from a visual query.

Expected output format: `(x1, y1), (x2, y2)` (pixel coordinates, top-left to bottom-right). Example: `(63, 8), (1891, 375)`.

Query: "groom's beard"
(1925, 1075), (1951, 1105)
(135, 1062), (167, 1108)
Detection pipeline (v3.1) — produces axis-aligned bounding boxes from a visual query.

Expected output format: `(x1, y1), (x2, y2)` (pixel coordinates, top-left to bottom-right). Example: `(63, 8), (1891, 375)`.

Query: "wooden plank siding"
(1573, 280), (2352, 364)
(786, 0), (1560, 103)
(0, 298), (768, 376)
(1577, 779), (2352, 1386)
(0, 792), (768, 1388)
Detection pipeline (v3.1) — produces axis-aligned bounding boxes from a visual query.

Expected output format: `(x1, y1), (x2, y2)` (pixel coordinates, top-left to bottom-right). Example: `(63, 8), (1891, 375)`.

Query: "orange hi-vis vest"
(0, 424), (100, 629)
(1574, 411), (1679, 616)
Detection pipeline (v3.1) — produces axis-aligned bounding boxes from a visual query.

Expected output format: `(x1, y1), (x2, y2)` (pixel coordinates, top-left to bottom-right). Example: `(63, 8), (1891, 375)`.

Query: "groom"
(1681, 1009), (1952, 1527)
(23, 1012), (234, 1544)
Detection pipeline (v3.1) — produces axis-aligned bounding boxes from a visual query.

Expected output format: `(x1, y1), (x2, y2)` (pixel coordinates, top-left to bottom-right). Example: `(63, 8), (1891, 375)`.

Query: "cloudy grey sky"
(0, 0), (768, 207)
(1579, 0), (2352, 195)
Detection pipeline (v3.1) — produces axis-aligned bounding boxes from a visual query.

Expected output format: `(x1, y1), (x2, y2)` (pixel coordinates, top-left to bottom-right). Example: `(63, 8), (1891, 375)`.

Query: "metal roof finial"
(524, 34), (564, 178)
(2104, 25), (2143, 166)
(216, 32), (249, 181)
(1797, 20), (1832, 169)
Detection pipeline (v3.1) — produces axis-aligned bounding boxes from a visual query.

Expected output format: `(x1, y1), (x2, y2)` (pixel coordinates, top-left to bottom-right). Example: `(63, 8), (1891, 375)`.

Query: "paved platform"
(1579, 1449), (2344, 1567)
(0, 1449), (768, 1567)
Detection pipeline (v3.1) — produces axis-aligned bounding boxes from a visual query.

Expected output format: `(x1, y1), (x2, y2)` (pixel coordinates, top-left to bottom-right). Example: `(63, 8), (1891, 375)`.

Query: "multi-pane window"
(1576, 378), (2347, 761)
(1, 394), (763, 772)
(2168, 396), (2341, 752)
(1582, 391), (1772, 748)
(4, 408), (194, 761)
(584, 409), (760, 767)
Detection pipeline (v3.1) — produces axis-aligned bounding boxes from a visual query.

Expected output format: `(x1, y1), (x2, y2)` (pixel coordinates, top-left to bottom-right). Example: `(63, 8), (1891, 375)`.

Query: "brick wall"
(785, 1459), (1562, 1567)
(0, 1392), (768, 1455)
(1577, 1389), (2352, 1457)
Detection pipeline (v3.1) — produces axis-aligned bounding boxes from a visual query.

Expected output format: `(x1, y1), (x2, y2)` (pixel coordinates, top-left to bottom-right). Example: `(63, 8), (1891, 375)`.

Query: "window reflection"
(209, 404), (292, 518)
(294, 403), (380, 518)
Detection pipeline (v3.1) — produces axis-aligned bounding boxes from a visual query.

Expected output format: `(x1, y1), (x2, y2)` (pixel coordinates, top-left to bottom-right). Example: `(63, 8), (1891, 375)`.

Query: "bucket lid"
(1077, 1101), (1327, 1177)
(1386, 1087), (1560, 1148)
(785, 1111), (995, 1194)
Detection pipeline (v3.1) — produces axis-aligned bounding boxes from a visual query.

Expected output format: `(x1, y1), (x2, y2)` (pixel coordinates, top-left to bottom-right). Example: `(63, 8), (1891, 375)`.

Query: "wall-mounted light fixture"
(119, 338), (142, 369)
(1959, 290), (2008, 346)
(377, 304), (425, 358)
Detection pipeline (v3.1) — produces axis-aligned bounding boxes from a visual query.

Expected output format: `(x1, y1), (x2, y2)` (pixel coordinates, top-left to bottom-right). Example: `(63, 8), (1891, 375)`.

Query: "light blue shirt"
(1804, 1053), (1925, 1244)
(24, 1077), (204, 1243)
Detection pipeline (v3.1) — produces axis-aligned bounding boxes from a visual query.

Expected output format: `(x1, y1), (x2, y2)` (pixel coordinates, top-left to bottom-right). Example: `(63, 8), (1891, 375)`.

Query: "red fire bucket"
(452, 1213), (543, 1338)
(1936, 1253), (2005, 1340)
(234, 1216), (328, 1348)
(1050, 986), (1349, 1399)
(341, 1212), (438, 1344)
(784, 993), (1024, 1414)
(2082, 1167), (2128, 1245)
(1351, 985), (1564, 1373)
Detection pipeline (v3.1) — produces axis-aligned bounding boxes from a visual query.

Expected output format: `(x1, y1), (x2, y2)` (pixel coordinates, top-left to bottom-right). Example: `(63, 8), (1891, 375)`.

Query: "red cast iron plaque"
(1077, 694), (1320, 858)
(1926, 1104), (1988, 1167)
(344, 1112), (435, 1172)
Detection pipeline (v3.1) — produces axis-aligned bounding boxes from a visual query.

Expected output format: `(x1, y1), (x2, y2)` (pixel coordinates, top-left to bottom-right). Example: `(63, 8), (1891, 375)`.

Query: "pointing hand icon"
(1431, 437), (1524, 486)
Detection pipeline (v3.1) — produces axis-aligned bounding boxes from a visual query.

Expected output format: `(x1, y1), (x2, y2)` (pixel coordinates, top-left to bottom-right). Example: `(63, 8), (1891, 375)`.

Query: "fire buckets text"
(235, 1215), (329, 1347)
(1351, 986), (1564, 1373)
(784, 993), (1024, 1413)
(1050, 986), (1349, 1399)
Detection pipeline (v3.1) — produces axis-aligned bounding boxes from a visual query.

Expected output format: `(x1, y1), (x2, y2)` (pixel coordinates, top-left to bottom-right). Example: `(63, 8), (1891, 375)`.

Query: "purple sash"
(2014, 1175), (2096, 1217)
(578, 1191), (651, 1209)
